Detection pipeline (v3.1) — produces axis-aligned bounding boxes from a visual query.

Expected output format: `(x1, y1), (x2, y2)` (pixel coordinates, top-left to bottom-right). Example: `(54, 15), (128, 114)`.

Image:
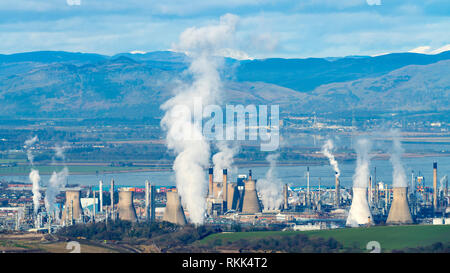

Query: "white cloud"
(366, 0), (381, 6)
(66, 0), (81, 6)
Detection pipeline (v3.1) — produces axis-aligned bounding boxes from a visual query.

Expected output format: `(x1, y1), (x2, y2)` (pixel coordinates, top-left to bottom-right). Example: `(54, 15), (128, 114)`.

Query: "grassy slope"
(198, 225), (450, 252)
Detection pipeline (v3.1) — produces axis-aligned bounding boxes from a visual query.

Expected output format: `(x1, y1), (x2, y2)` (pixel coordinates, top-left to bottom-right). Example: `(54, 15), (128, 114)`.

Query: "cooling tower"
(118, 190), (137, 222)
(335, 174), (340, 208)
(163, 190), (187, 225)
(346, 187), (372, 227)
(386, 187), (413, 225)
(241, 175), (261, 213)
(433, 162), (438, 210)
(61, 189), (83, 224)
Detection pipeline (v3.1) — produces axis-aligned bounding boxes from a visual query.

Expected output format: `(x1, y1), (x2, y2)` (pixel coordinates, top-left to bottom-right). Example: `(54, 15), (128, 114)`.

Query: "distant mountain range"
(0, 50), (449, 118)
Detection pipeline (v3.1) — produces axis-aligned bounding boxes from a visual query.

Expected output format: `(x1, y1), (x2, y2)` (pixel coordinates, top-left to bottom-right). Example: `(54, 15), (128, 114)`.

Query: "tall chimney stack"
(374, 167), (378, 205)
(99, 180), (103, 213)
(223, 169), (228, 211)
(110, 179), (115, 220)
(433, 162), (438, 210)
(208, 167), (213, 197)
(306, 167), (310, 207)
(284, 184), (289, 210)
(335, 172), (340, 208)
(118, 190), (137, 222)
(145, 180), (150, 221)
(150, 185), (155, 222)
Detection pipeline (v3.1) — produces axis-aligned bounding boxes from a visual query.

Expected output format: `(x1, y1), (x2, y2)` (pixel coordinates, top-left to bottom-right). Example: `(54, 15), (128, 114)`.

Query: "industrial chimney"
(335, 173), (340, 208)
(208, 167), (213, 198)
(110, 178), (115, 220)
(223, 169), (228, 211)
(284, 184), (289, 210)
(346, 188), (373, 227)
(99, 180), (103, 213)
(433, 162), (438, 210)
(241, 173), (261, 213)
(61, 189), (83, 225)
(163, 190), (187, 225)
(386, 187), (413, 225)
(118, 190), (137, 222)
(145, 180), (155, 222)
(306, 167), (310, 207)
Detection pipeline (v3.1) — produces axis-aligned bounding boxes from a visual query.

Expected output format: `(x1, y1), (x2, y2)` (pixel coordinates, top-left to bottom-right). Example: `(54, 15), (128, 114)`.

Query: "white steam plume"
(321, 139), (340, 177)
(25, 135), (38, 164)
(25, 136), (41, 214)
(29, 169), (41, 214)
(440, 175), (447, 195)
(44, 167), (68, 219)
(161, 14), (239, 225)
(213, 142), (239, 182)
(352, 138), (372, 188)
(346, 138), (373, 227)
(389, 130), (407, 188)
(54, 144), (65, 160)
(256, 153), (283, 210)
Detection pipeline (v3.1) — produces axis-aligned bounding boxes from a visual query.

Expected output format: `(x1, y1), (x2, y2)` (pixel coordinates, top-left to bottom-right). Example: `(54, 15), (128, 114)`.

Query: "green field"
(198, 225), (450, 252)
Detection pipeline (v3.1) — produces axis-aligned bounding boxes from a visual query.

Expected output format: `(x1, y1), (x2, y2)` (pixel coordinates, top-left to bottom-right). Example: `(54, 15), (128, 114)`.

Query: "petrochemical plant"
(0, 161), (448, 234)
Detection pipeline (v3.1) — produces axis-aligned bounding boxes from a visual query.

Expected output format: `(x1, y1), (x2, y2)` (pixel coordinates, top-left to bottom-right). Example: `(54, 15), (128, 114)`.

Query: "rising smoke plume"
(346, 138), (373, 227)
(45, 145), (68, 219)
(440, 175), (447, 195)
(25, 135), (38, 164)
(25, 136), (41, 214)
(212, 142), (239, 182)
(29, 169), (41, 214)
(389, 130), (407, 188)
(161, 14), (239, 225)
(352, 138), (372, 188)
(321, 139), (340, 177)
(256, 153), (283, 210)
(44, 167), (68, 219)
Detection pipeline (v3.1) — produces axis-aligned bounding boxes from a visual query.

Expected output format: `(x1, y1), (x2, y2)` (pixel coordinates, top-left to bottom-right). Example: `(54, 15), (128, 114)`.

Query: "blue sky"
(0, 0), (449, 58)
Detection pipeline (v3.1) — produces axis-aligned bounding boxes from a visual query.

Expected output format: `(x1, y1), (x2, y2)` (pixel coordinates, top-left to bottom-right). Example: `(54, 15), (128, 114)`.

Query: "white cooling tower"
(346, 187), (373, 227)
